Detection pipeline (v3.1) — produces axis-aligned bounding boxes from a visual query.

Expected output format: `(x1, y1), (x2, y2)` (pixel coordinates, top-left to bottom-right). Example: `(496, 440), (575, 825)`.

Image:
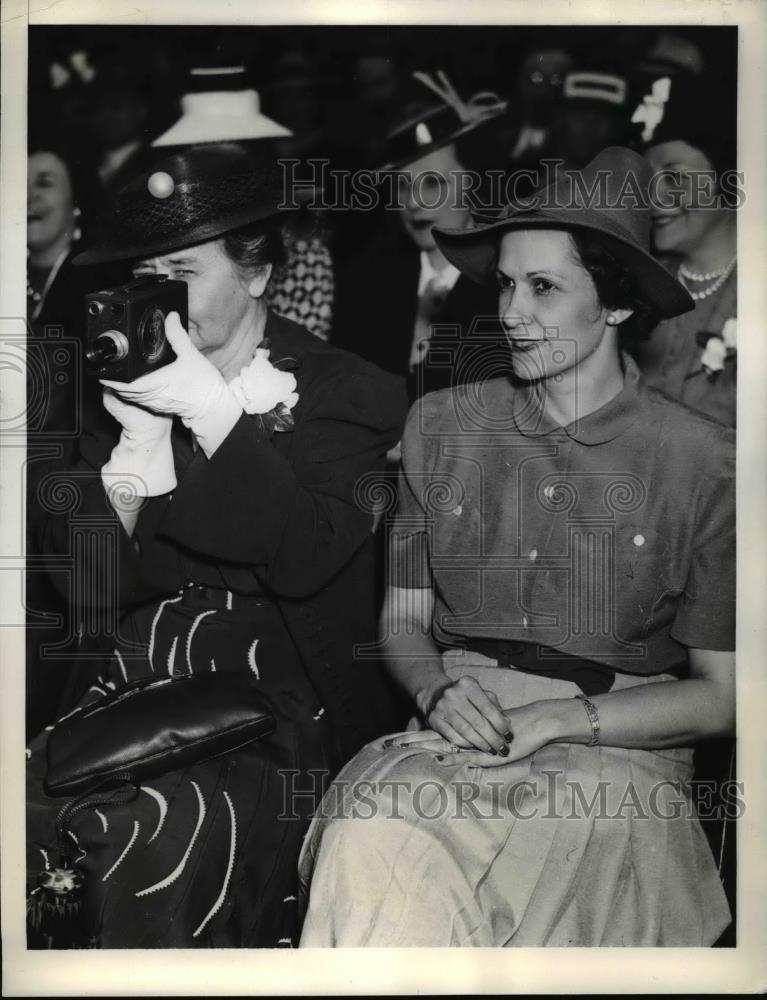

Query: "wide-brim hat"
(152, 66), (292, 147)
(74, 143), (317, 266)
(432, 146), (694, 319)
(378, 70), (508, 173)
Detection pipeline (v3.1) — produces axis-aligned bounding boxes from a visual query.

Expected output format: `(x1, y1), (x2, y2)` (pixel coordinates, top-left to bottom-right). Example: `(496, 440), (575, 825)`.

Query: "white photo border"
(2, 0), (766, 994)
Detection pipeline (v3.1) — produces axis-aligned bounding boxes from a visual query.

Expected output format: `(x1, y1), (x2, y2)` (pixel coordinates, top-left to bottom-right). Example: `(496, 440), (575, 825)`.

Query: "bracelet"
(575, 693), (600, 747)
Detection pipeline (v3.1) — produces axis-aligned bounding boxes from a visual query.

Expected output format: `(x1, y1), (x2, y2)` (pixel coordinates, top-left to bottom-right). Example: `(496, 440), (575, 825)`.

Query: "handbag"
(29, 673), (276, 947)
(44, 673), (276, 797)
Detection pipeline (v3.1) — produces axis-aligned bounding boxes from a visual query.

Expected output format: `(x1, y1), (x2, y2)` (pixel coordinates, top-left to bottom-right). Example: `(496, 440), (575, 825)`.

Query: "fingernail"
(498, 745), (510, 757)
(382, 739), (398, 748)
(504, 732), (514, 742)
(488, 747), (498, 755)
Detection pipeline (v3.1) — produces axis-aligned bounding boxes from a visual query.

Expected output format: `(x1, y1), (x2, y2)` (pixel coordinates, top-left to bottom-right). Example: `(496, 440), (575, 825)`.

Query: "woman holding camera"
(26, 144), (407, 948)
(297, 147), (734, 947)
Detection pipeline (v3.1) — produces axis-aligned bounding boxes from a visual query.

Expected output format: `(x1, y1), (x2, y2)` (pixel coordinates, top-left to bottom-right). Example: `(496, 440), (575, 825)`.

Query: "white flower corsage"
(229, 342), (299, 433)
(693, 318), (737, 383)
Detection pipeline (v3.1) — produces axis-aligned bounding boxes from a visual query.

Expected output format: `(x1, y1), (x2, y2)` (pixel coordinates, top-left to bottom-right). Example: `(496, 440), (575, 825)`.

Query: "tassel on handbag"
(27, 775), (139, 949)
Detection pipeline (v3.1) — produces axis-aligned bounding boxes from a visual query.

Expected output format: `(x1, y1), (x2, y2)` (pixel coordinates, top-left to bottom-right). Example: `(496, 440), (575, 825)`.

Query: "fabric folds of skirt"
(298, 650), (732, 947)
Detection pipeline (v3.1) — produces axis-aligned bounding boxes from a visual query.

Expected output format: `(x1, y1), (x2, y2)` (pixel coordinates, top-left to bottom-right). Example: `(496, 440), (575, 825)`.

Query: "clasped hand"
(402, 675), (555, 768)
(101, 311), (243, 458)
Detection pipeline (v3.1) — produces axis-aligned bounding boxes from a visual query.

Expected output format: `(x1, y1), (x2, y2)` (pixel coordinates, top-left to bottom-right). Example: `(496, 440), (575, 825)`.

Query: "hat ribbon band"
(412, 69), (507, 125)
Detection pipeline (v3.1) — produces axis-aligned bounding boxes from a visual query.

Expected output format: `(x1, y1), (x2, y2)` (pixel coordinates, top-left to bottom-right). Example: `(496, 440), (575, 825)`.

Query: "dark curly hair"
(568, 230), (661, 342)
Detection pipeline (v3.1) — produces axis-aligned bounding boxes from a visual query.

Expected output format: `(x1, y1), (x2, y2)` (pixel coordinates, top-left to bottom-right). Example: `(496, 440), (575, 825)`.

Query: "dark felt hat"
(378, 70), (508, 172)
(432, 146), (694, 320)
(74, 143), (316, 266)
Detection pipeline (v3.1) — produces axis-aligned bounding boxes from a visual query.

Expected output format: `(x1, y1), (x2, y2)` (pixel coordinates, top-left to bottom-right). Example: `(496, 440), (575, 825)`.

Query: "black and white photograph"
(1, 0), (766, 994)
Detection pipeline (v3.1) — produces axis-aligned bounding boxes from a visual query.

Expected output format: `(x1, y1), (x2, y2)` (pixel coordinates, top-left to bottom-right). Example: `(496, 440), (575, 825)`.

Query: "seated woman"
(298, 146), (735, 947)
(26, 143), (407, 948)
(628, 72), (737, 426)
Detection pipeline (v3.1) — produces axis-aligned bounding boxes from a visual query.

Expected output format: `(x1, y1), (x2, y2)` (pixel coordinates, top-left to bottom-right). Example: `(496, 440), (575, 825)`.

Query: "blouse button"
(633, 534), (646, 547)
(453, 505), (463, 516)
(522, 616), (529, 627)
(529, 548), (538, 561)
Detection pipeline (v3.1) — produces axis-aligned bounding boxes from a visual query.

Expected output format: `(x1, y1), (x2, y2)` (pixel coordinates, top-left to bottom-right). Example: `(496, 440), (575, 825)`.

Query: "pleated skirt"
(298, 650), (732, 947)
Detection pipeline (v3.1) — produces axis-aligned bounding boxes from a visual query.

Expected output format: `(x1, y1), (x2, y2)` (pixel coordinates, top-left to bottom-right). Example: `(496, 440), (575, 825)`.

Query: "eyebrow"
(164, 255), (197, 265)
(496, 267), (566, 279)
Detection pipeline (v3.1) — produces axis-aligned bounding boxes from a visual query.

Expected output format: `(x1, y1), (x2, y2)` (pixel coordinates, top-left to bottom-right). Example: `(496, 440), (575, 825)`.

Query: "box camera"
(84, 276), (188, 382)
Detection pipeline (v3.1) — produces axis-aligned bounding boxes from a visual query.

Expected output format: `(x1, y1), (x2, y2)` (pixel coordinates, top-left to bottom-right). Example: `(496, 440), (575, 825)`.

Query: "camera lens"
(85, 330), (129, 366)
(137, 307), (167, 363)
(88, 301), (105, 316)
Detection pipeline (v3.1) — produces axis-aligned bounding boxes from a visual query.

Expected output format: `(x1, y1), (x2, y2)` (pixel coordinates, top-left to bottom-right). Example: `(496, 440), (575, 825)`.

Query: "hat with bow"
(378, 70), (508, 172)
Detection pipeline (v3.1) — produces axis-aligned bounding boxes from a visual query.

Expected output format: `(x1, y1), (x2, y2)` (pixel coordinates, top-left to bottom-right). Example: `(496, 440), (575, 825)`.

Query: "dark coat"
(36, 311), (409, 761)
(26, 252), (129, 736)
(331, 228), (504, 401)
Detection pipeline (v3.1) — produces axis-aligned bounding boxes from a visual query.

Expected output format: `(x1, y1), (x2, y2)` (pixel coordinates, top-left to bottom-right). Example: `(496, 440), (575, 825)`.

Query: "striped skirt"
(298, 650), (732, 947)
(27, 587), (334, 948)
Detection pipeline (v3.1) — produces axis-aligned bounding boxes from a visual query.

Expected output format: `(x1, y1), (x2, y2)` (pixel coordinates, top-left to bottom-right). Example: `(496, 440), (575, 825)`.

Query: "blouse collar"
(510, 353), (644, 445)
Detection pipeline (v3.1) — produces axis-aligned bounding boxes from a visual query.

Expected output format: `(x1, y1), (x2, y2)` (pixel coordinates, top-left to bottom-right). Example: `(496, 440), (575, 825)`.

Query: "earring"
(72, 206), (82, 242)
(606, 313), (617, 326)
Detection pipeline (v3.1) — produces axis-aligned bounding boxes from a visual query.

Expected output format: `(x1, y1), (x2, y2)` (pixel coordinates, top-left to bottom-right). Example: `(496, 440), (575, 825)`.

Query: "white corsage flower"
(230, 347), (298, 414)
(228, 344), (299, 433)
(700, 336), (727, 375)
(693, 317), (737, 383)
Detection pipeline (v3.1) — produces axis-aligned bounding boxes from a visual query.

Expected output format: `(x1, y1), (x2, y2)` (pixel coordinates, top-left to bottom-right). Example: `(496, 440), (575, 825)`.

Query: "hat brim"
(377, 108), (507, 174)
(152, 114), (292, 147)
(433, 211), (694, 320)
(73, 187), (319, 267)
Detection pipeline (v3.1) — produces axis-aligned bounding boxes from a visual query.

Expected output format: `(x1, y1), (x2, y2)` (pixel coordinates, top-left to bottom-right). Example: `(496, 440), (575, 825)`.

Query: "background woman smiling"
(630, 73), (738, 426)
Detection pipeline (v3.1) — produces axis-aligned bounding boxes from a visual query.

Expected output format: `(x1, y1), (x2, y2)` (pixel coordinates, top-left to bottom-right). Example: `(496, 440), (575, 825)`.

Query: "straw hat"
(74, 143), (316, 266)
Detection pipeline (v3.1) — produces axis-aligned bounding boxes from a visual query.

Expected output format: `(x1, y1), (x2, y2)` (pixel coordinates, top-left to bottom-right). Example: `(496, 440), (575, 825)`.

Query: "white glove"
(101, 388), (176, 498)
(101, 311), (243, 459)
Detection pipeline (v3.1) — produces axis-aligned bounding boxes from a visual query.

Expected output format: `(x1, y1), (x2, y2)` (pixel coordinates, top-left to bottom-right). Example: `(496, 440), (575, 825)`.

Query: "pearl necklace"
(679, 254), (737, 282)
(678, 256), (737, 302)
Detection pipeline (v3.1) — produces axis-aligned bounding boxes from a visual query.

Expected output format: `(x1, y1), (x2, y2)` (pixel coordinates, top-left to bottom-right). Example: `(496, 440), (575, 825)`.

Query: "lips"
(652, 210), (684, 228)
(510, 339), (539, 352)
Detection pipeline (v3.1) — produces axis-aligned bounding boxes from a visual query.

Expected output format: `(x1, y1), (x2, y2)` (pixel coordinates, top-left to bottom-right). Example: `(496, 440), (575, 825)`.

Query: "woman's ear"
(248, 264), (273, 299)
(605, 307), (634, 327)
